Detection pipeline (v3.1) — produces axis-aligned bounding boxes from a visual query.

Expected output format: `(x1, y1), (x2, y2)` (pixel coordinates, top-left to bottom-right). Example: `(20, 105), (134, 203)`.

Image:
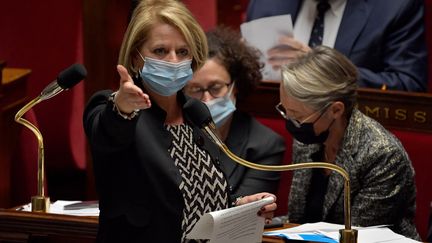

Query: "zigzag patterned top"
(166, 124), (229, 243)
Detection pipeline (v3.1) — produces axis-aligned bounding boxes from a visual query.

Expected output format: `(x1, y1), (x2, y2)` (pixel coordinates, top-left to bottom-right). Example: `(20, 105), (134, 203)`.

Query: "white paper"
(263, 222), (422, 243)
(186, 196), (274, 243)
(240, 14), (293, 81)
(18, 200), (100, 216)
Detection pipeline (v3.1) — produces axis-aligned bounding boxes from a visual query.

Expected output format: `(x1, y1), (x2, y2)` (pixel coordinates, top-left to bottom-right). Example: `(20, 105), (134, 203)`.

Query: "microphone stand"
(202, 123), (358, 243)
(15, 95), (50, 212)
(13, 63), (86, 212)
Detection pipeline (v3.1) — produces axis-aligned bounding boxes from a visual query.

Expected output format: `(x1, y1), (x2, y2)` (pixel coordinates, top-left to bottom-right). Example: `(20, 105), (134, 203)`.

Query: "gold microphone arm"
(203, 125), (358, 243)
(14, 95), (50, 212)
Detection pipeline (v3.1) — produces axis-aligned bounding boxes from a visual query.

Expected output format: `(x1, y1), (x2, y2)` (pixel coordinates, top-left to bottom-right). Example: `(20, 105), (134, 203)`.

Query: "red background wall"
(0, 1), (86, 202)
(0, 0), (218, 205)
(0, 0), (431, 240)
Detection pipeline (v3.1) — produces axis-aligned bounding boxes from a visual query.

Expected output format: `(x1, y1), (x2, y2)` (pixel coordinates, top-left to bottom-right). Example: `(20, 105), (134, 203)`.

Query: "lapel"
(334, 0), (371, 56)
(322, 109), (362, 219)
(136, 101), (183, 185)
(322, 149), (353, 219)
(290, 168), (314, 219)
(288, 142), (321, 221)
(138, 93), (222, 187)
(223, 111), (248, 179)
(288, 0), (303, 24)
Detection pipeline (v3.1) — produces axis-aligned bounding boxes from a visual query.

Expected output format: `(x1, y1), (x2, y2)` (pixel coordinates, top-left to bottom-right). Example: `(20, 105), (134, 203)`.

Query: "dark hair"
(206, 26), (263, 101)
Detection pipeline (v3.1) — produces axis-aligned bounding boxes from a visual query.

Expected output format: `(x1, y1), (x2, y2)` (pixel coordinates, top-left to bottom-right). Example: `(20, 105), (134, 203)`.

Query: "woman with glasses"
(277, 45), (419, 240)
(83, 1), (277, 242)
(184, 26), (285, 201)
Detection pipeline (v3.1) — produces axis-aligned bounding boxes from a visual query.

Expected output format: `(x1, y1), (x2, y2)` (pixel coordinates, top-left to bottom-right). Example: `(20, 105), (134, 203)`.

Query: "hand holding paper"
(186, 196), (275, 243)
(241, 14), (294, 81)
(236, 193), (277, 224)
(267, 36), (311, 72)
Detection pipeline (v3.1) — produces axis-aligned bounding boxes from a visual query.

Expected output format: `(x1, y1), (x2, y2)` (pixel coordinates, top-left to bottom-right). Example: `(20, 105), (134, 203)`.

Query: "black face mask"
(285, 119), (330, 144)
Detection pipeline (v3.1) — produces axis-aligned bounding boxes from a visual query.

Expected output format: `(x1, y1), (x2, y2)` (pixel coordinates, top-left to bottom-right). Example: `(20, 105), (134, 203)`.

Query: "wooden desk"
(0, 209), (295, 243)
(0, 68), (31, 208)
(0, 209), (97, 243)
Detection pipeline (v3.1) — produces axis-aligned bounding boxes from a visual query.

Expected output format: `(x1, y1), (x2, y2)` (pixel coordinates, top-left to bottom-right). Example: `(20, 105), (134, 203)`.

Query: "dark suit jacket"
(83, 90), (228, 243)
(222, 111), (285, 199)
(246, 0), (428, 92)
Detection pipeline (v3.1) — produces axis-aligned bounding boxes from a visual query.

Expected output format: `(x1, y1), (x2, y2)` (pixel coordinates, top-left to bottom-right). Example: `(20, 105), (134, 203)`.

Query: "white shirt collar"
(327, 0), (346, 17)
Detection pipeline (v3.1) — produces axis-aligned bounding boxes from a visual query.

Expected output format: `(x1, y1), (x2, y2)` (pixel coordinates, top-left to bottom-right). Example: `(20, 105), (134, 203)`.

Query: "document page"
(240, 14), (293, 81)
(264, 222), (422, 243)
(18, 200), (99, 216)
(186, 196), (274, 243)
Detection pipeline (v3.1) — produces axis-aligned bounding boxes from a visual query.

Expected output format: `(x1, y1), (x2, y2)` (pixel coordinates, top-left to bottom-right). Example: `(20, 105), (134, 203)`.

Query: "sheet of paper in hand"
(186, 196), (274, 243)
(241, 14), (293, 82)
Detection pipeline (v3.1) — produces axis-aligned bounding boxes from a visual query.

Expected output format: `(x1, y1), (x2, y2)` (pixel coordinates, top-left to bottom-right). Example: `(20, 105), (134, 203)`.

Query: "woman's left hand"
(236, 193), (277, 224)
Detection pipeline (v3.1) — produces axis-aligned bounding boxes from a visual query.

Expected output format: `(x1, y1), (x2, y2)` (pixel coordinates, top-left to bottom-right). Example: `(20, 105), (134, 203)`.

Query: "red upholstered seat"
(390, 130), (432, 239)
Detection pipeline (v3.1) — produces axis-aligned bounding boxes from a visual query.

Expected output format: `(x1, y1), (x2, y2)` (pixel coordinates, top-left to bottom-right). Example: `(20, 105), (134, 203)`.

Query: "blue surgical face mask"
(205, 83), (236, 128)
(139, 55), (193, 96)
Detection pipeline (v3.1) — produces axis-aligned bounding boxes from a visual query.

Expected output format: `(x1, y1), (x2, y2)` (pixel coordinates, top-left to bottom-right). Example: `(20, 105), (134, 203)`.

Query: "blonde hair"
(118, 0), (208, 76)
(281, 45), (358, 114)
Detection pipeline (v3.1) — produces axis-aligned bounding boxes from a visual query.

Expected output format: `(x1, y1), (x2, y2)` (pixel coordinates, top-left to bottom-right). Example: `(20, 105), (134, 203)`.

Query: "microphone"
(40, 63), (87, 101)
(183, 98), (358, 243)
(183, 98), (224, 147)
(14, 63), (87, 213)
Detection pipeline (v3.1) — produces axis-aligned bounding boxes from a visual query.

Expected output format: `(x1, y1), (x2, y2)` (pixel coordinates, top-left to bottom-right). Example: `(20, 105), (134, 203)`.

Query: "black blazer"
(246, 0), (428, 91)
(222, 111), (285, 199)
(83, 90), (229, 243)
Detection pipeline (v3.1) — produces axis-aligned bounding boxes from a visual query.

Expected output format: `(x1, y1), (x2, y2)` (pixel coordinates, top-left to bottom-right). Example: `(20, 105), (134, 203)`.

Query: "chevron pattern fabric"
(167, 124), (229, 243)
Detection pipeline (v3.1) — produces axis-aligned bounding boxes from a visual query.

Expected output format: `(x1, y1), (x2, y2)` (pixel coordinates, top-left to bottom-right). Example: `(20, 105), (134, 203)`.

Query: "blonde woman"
(277, 46), (419, 240)
(84, 1), (276, 242)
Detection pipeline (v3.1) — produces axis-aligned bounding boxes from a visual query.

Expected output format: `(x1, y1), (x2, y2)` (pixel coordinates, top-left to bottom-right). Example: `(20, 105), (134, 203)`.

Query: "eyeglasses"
(275, 102), (330, 128)
(184, 82), (232, 99)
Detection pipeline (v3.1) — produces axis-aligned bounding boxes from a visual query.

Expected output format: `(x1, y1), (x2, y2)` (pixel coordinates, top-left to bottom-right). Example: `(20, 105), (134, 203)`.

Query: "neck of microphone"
(183, 98), (358, 243)
(14, 63), (87, 213)
(40, 63), (87, 101)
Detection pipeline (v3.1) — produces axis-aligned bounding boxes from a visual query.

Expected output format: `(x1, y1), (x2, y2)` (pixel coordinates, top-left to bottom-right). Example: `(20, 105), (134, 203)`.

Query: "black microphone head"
(183, 98), (214, 128)
(57, 63), (87, 89)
